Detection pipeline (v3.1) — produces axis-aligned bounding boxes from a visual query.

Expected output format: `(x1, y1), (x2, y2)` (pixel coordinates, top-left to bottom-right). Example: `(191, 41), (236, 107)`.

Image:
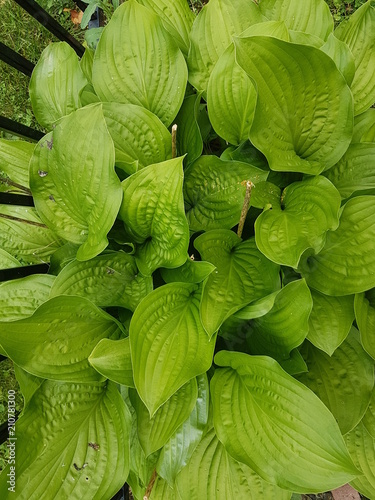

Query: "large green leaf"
(255, 176), (341, 267)
(88, 337), (134, 387)
(0, 296), (125, 382)
(362, 388), (375, 439)
(235, 36), (353, 174)
(300, 196), (375, 295)
(247, 279), (312, 360)
(308, 289), (354, 355)
(174, 93), (203, 167)
(184, 156), (267, 232)
(161, 257), (215, 284)
(14, 365), (44, 408)
(353, 108), (375, 142)
(0, 204), (63, 264)
(49, 251), (152, 310)
(0, 380), (131, 500)
(0, 249), (21, 270)
(130, 282), (215, 415)
(355, 288), (375, 359)
(212, 351), (358, 492)
(335, 1), (375, 115)
(195, 230), (280, 336)
(324, 143), (375, 198)
(119, 157), (189, 276)
(345, 422), (375, 499)
(156, 374), (209, 485)
(29, 105), (122, 261)
(259, 0), (333, 40)
(102, 102), (172, 175)
(0, 274), (55, 321)
(92, 0), (187, 126)
(0, 139), (34, 191)
(187, 0), (264, 93)
(130, 378), (198, 457)
(320, 33), (356, 86)
(233, 291), (279, 320)
(176, 426), (291, 500)
(137, 0), (194, 56)
(29, 42), (87, 130)
(297, 330), (374, 435)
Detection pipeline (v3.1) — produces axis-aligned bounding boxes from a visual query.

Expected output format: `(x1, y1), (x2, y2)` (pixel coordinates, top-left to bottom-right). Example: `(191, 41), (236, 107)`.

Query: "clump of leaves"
(1, 0), (375, 499)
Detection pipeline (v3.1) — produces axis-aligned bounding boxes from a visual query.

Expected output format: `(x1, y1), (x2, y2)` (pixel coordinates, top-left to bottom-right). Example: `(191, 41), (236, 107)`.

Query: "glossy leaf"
(176, 426), (291, 500)
(156, 374), (209, 485)
(320, 33), (356, 86)
(119, 157), (189, 276)
(235, 36), (353, 174)
(174, 93), (203, 166)
(102, 102), (172, 175)
(255, 176), (341, 267)
(187, 0), (264, 93)
(297, 330), (374, 434)
(29, 42), (87, 129)
(353, 108), (375, 142)
(0, 249), (21, 270)
(335, 1), (375, 115)
(300, 196), (375, 295)
(355, 288), (375, 359)
(249, 181), (281, 210)
(0, 274), (55, 321)
(362, 388), (375, 439)
(233, 291), (279, 320)
(49, 251), (152, 310)
(0, 296), (125, 382)
(80, 47), (94, 82)
(0, 380), (131, 500)
(308, 289), (354, 355)
(30, 105), (122, 261)
(259, 0), (333, 40)
(184, 156), (267, 232)
(92, 0), (187, 126)
(195, 230), (280, 336)
(89, 337), (134, 387)
(130, 282), (215, 415)
(324, 143), (375, 198)
(212, 351), (358, 492)
(149, 476), (176, 500)
(13, 365), (44, 408)
(131, 378), (198, 457)
(161, 257), (215, 284)
(0, 139), (34, 190)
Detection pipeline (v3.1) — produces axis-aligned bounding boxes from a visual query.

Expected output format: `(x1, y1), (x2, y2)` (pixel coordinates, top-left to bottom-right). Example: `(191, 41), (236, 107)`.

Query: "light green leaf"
(29, 42), (87, 129)
(0, 296), (125, 382)
(247, 279), (312, 360)
(207, 43), (256, 146)
(0, 249), (21, 270)
(297, 330), (374, 434)
(212, 351), (359, 492)
(149, 476), (177, 500)
(89, 337), (134, 387)
(161, 257), (215, 284)
(235, 36), (353, 174)
(250, 181), (281, 209)
(137, 0), (194, 56)
(184, 156), (267, 232)
(102, 102), (172, 175)
(176, 426), (292, 500)
(345, 422), (375, 499)
(80, 47), (94, 82)
(0, 380), (131, 500)
(156, 374), (209, 485)
(220, 140), (268, 171)
(49, 242), (78, 275)
(49, 251), (152, 310)
(187, 0), (264, 93)
(362, 387), (375, 439)
(233, 291), (279, 320)
(13, 365), (44, 408)
(355, 288), (375, 359)
(353, 108), (375, 142)
(130, 282), (215, 415)
(119, 157), (189, 276)
(255, 176), (341, 268)
(335, 1), (375, 115)
(0, 274), (55, 321)
(259, 0), (333, 40)
(174, 93), (203, 166)
(92, 0), (187, 126)
(0, 139), (34, 190)
(278, 348), (308, 376)
(324, 143), (375, 198)
(131, 378), (198, 457)
(242, 19), (290, 39)
(0, 205), (63, 264)
(195, 230), (280, 336)
(29, 105), (122, 261)
(320, 33), (356, 86)
(288, 30), (324, 47)
(308, 289), (354, 355)
(300, 196), (375, 295)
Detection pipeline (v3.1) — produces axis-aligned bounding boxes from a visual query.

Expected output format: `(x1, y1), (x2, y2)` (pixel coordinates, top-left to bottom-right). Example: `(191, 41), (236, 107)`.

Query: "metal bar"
(13, 0), (85, 56)
(0, 193), (34, 207)
(0, 42), (35, 77)
(0, 263), (49, 282)
(0, 116), (43, 142)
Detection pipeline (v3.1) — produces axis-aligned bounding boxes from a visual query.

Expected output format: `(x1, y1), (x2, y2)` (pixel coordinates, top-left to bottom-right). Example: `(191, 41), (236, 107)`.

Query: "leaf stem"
(237, 180), (254, 238)
(143, 469), (157, 500)
(0, 175), (32, 195)
(172, 124), (178, 159)
(0, 213), (47, 228)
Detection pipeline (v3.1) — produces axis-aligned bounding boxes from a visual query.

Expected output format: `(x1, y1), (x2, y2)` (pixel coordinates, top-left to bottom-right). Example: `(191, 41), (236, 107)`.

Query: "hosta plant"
(1, 0), (375, 498)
